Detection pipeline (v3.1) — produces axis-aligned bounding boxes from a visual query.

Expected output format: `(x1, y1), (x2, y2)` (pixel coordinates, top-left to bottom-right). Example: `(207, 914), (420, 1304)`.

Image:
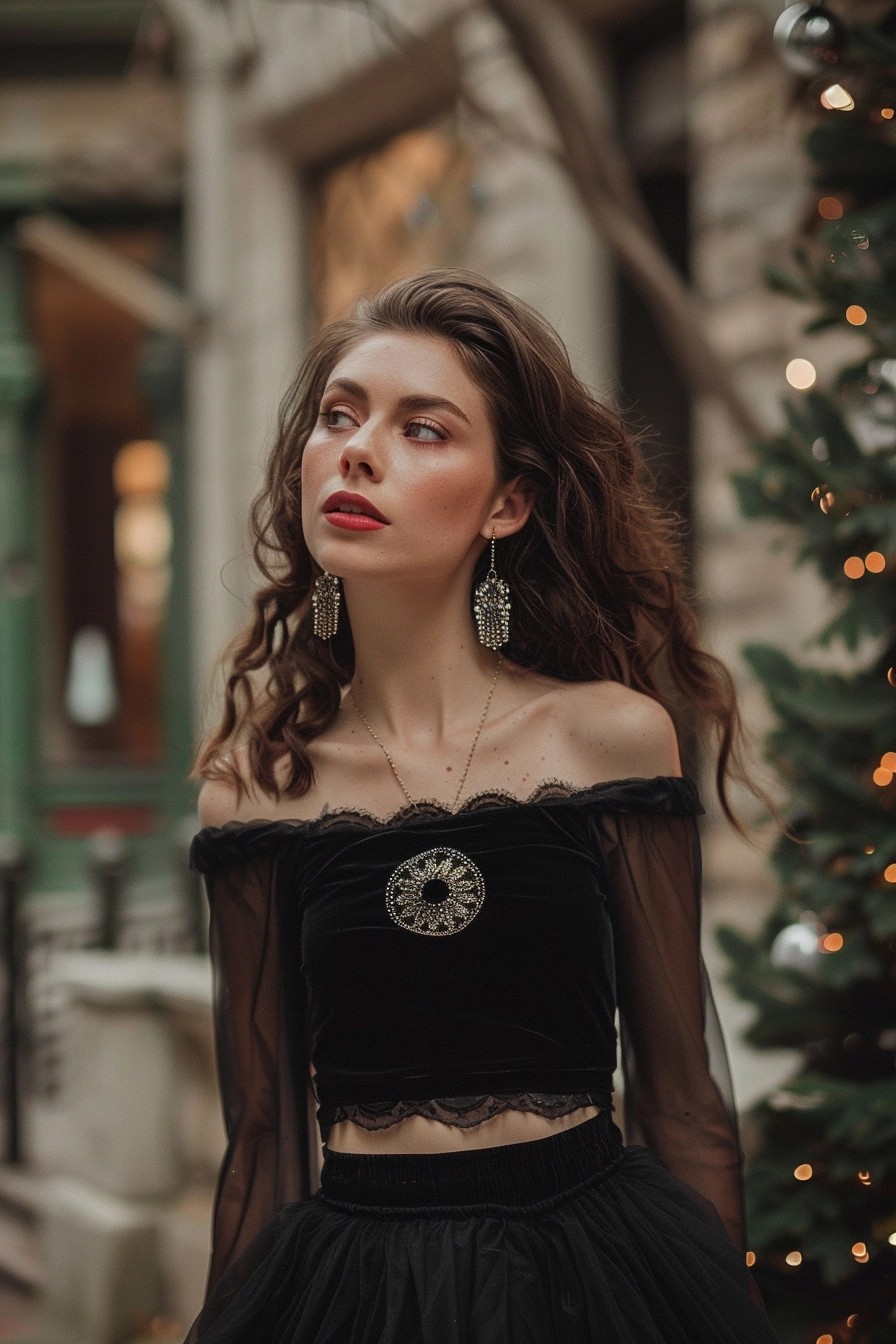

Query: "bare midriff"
(325, 1103), (602, 1154)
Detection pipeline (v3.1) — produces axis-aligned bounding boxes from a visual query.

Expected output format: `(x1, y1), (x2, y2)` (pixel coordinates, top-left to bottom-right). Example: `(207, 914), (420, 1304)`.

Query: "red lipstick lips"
(323, 491), (389, 531)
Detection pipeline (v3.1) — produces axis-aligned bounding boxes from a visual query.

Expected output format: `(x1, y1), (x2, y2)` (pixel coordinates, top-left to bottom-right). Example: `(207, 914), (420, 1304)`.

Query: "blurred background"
(0, 0), (894, 1341)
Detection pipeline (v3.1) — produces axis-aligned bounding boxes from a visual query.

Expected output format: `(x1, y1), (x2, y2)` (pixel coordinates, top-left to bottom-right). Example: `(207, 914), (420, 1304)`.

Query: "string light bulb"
(820, 83), (855, 110)
(786, 358), (816, 388)
(818, 196), (843, 219)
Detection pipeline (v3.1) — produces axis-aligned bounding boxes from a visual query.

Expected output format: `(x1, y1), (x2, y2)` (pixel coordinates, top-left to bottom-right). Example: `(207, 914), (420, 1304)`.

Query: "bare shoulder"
(548, 679), (683, 782)
(196, 742), (280, 827)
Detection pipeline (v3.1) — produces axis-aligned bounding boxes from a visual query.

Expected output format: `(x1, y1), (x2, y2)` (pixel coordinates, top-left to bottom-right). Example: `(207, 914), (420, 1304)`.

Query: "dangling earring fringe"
(312, 572), (341, 639)
(473, 533), (511, 649)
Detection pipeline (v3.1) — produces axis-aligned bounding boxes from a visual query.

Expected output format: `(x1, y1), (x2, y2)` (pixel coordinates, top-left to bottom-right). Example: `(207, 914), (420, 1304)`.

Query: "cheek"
(300, 439), (326, 506)
(405, 459), (497, 527)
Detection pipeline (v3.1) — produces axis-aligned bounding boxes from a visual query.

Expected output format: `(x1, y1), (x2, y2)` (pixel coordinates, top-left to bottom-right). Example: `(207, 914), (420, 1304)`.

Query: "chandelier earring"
(312, 572), (342, 639)
(473, 532), (511, 649)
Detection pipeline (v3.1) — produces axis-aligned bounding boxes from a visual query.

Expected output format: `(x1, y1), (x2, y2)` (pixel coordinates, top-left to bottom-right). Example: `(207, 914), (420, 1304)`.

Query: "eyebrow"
(322, 377), (472, 426)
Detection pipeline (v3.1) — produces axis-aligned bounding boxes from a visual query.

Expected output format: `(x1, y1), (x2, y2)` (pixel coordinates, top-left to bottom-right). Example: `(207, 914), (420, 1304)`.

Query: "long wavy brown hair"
(191, 268), (786, 842)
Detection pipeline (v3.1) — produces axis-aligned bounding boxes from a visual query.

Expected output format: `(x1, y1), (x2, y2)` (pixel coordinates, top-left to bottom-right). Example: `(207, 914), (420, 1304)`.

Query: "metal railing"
(0, 834), (29, 1164)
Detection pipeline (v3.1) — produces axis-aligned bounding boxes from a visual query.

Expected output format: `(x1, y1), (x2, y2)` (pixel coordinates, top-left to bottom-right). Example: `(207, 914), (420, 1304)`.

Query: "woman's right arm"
(189, 771), (313, 1316)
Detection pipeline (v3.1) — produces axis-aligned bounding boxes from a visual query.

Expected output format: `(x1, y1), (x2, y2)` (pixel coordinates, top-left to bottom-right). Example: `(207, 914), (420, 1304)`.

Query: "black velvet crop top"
(189, 775), (747, 1300)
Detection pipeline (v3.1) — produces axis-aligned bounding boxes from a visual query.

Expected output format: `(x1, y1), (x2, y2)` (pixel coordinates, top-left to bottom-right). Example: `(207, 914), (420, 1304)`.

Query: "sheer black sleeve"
(597, 787), (747, 1255)
(184, 827), (318, 1333)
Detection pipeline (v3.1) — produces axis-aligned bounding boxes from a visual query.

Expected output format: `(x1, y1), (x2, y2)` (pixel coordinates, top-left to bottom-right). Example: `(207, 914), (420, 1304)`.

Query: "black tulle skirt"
(188, 1110), (781, 1343)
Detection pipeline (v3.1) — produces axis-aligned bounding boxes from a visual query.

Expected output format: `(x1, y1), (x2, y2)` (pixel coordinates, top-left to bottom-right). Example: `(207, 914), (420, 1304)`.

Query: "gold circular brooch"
(385, 847), (486, 936)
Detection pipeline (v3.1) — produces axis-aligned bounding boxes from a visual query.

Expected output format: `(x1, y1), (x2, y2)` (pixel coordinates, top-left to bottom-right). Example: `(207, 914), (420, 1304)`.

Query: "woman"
(184, 269), (783, 1343)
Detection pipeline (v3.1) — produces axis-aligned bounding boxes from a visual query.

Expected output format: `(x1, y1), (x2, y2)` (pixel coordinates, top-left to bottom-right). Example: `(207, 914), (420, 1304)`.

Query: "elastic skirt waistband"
(318, 1108), (626, 1214)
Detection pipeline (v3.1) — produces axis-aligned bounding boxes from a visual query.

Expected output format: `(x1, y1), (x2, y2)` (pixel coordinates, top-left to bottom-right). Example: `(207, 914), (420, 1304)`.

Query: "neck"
(342, 575), (502, 750)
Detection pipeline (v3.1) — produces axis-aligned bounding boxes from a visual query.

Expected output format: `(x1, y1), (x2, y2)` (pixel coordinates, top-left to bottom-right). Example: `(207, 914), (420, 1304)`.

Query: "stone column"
(686, 0), (818, 1105)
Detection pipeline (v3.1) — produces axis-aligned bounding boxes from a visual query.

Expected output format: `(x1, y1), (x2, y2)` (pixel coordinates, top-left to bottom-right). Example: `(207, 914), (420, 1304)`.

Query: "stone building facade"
(0, 0), (845, 1328)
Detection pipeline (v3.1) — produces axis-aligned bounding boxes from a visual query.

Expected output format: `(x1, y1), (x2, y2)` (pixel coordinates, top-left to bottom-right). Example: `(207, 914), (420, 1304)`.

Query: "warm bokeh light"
(881, 752), (896, 770)
(745, 1250), (756, 1267)
(852, 1241), (869, 1262)
(864, 844), (876, 854)
(872, 766), (893, 786)
(865, 551), (886, 572)
(884, 863), (896, 883)
(844, 556), (865, 579)
(811, 485), (836, 513)
(821, 84), (855, 111)
(113, 439), (170, 497)
(786, 358), (816, 389)
(857, 1170), (871, 1185)
(821, 933), (843, 952)
(794, 1163), (813, 1180)
(889, 667), (896, 687)
(816, 1335), (833, 1344)
(881, 107), (894, 119)
(846, 305), (867, 325)
(817, 196), (843, 219)
(785, 1250), (803, 1266)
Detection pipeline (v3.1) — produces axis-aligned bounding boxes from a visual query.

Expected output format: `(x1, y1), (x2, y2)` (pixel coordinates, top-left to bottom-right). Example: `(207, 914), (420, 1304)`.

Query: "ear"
(482, 475), (535, 542)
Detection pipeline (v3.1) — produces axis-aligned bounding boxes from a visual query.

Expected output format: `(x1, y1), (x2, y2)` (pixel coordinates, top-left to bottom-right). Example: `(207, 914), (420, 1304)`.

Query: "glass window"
(309, 125), (476, 327)
(25, 226), (173, 767)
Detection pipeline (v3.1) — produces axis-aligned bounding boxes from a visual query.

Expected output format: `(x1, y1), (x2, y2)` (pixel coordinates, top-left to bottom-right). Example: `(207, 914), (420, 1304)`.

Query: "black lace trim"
(319, 1092), (610, 1135)
(307, 778), (583, 832)
(190, 775), (703, 872)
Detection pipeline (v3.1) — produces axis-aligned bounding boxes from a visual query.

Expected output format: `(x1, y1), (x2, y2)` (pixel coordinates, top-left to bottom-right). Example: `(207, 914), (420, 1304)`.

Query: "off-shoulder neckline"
(194, 774), (702, 842)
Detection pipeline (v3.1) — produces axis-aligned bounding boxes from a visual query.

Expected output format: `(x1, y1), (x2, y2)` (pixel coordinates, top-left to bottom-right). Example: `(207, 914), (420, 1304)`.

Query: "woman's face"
(301, 331), (517, 585)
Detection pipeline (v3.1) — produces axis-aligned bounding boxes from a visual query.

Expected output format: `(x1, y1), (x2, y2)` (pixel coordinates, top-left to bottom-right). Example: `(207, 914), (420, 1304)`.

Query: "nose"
(338, 422), (383, 480)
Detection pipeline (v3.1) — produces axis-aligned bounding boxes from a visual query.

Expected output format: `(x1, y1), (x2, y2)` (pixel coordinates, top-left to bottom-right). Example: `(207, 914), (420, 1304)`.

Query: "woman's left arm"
(599, 801), (747, 1255)
(565, 685), (749, 1255)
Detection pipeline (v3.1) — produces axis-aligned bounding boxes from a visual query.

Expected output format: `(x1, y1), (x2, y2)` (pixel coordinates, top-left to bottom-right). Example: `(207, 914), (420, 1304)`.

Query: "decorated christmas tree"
(716, 5), (896, 1342)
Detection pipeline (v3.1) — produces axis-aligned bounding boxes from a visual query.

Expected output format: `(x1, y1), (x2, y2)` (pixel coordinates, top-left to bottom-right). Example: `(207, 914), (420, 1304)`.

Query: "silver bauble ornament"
(770, 921), (821, 970)
(772, 3), (847, 78)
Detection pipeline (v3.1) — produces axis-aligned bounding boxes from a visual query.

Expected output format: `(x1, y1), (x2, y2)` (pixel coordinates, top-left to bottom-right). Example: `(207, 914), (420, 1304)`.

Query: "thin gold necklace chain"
(348, 655), (503, 812)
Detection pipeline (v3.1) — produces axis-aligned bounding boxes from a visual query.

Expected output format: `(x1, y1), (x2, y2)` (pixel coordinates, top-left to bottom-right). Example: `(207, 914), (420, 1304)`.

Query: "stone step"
(0, 1165), (45, 1292)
